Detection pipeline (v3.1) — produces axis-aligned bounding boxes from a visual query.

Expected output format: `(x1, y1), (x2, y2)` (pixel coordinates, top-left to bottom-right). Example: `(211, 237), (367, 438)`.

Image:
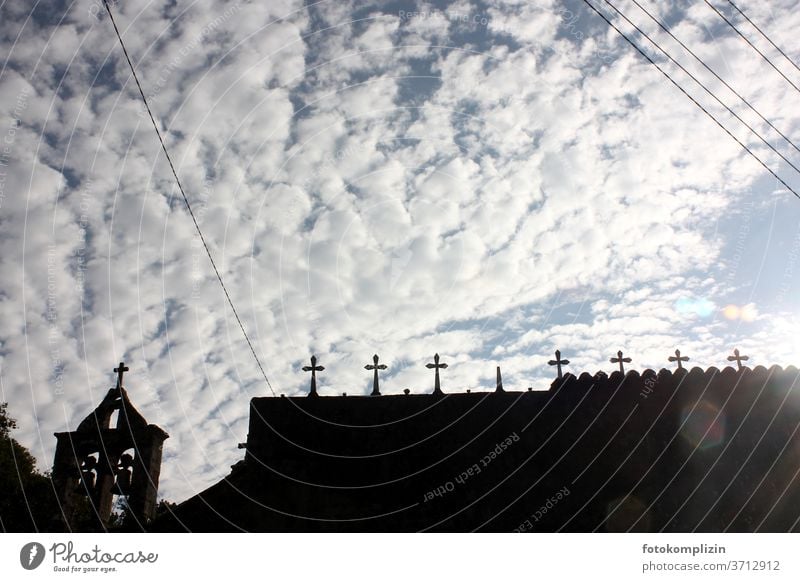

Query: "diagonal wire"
(724, 0), (800, 77)
(601, 0), (800, 177)
(579, 0), (800, 200)
(102, 0), (276, 394)
(630, 0), (800, 156)
(703, 0), (800, 94)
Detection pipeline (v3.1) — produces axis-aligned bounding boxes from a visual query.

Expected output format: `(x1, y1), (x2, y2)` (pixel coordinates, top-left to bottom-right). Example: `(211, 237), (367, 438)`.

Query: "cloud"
(0, 0), (798, 504)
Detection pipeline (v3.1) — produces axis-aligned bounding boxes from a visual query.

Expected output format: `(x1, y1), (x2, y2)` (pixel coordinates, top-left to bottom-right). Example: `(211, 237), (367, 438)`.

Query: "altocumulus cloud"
(0, 0), (799, 502)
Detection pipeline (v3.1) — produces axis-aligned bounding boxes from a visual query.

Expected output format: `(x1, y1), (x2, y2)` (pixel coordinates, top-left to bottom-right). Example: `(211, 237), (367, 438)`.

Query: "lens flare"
(740, 303), (758, 322)
(605, 495), (650, 532)
(722, 303), (758, 321)
(675, 297), (716, 317)
(722, 304), (740, 320)
(680, 400), (726, 450)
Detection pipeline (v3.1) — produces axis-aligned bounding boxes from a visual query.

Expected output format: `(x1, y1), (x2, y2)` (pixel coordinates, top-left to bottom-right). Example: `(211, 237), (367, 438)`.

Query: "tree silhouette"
(0, 402), (58, 531)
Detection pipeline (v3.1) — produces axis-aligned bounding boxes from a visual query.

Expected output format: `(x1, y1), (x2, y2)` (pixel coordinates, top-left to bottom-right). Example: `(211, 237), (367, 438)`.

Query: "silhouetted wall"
(155, 365), (800, 532)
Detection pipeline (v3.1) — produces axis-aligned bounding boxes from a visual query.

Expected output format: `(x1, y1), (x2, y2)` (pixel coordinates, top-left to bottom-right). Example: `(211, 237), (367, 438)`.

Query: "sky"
(1, 0), (800, 504)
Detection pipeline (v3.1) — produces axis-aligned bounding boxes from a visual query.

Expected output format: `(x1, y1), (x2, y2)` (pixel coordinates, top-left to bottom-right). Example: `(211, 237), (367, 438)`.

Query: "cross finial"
(113, 362), (129, 389)
(302, 355), (325, 397)
(610, 350), (632, 374)
(727, 348), (749, 371)
(668, 349), (690, 370)
(548, 349), (570, 379)
(364, 354), (388, 396)
(425, 353), (448, 395)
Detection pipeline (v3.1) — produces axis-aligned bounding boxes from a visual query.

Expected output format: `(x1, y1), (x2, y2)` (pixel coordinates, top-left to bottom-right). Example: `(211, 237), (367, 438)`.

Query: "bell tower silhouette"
(51, 362), (168, 531)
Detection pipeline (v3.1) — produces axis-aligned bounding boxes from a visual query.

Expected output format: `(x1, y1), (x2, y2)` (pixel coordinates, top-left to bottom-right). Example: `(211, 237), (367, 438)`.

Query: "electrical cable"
(579, 0), (799, 200)
(703, 0), (800, 95)
(724, 0), (800, 76)
(601, 0), (800, 178)
(102, 0), (276, 394)
(630, 0), (800, 156)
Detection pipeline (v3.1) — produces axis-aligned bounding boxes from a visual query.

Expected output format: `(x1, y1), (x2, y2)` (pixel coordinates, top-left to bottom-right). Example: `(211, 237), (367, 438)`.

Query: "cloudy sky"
(1, 0), (799, 503)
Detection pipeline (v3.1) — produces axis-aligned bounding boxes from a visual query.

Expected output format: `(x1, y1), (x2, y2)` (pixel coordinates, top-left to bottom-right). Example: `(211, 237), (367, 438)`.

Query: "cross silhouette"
(302, 355), (325, 397)
(668, 349), (690, 370)
(113, 362), (129, 388)
(364, 354), (388, 396)
(548, 350), (570, 379)
(610, 350), (632, 374)
(727, 348), (749, 371)
(425, 353), (448, 395)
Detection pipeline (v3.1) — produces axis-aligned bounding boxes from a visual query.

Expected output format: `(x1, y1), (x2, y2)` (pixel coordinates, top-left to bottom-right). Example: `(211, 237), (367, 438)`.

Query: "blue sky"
(1, 0), (799, 503)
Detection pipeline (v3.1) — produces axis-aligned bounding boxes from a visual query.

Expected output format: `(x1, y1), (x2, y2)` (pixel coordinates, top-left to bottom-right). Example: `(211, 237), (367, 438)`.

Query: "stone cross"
(364, 354), (387, 396)
(114, 362), (129, 389)
(302, 355), (325, 397)
(610, 350), (632, 374)
(727, 348), (749, 371)
(548, 350), (570, 379)
(425, 353), (448, 395)
(668, 349), (690, 370)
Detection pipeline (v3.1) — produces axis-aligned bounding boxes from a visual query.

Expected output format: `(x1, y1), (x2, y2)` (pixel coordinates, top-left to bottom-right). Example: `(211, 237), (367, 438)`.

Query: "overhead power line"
(629, 0), (800, 157)
(599, 0), (800, 178)
(703, 0), (800, 95)
(101, 0), (276, 394)
(724, 0), (800, 77)
(579, 0), (800, 200)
